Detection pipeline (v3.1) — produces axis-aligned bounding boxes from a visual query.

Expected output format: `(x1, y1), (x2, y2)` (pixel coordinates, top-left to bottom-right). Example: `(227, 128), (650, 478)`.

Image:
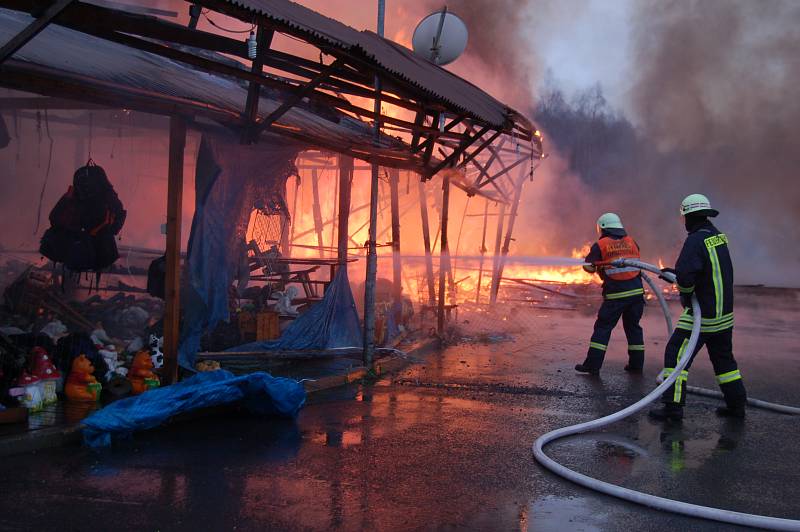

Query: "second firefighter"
(576, 213), (646, 376)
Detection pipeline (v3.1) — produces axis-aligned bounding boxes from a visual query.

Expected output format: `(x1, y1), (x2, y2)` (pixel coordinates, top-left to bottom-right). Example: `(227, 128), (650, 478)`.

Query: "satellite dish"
(412, 8), (468, 66)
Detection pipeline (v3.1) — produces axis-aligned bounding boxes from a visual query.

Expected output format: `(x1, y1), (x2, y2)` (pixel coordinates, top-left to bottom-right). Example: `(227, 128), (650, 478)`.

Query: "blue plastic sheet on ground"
(229, 265), (362, 352)
(82, 370), (306, 448)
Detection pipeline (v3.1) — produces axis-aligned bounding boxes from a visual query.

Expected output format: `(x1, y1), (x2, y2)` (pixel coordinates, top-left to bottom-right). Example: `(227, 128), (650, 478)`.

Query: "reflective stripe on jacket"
(674, 221), (734, 332)
(585, 230), (644, 300)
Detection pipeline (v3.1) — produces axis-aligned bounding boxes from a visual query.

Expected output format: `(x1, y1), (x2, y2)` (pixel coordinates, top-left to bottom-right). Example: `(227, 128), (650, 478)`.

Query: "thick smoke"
(421, 0), (558, 108)
(620, 0), (800, 284)
(441, 0), (800, 285)
(626, 0), (800, 286)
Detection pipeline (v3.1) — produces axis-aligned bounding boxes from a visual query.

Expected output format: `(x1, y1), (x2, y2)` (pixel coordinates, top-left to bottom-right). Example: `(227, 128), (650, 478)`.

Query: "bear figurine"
(128, 350), (160, 395)
(64, 354), (102, 402)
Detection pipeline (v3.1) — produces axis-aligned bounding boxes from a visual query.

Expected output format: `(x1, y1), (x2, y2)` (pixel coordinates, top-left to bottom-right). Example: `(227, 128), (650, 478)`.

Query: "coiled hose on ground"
(532, 259), (800, 530)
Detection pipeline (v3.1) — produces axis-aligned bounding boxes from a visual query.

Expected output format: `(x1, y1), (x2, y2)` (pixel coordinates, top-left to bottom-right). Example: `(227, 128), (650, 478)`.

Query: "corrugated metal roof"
(0, 8), (425, 167)
(224, 0), (514, 128)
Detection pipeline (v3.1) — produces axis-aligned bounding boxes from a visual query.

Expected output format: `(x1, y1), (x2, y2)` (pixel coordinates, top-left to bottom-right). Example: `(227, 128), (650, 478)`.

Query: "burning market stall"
(0, 0), (541, 409)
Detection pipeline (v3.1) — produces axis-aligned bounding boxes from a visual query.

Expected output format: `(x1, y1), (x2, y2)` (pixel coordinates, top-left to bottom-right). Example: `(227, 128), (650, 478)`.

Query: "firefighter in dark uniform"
(575, 213), (646, 376)
(649, 194), (747, 421)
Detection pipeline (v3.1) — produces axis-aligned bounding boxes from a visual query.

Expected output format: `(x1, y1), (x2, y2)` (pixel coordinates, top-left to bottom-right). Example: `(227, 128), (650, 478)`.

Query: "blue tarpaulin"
(178, 134), (299, 369)
(229, 265), (361, 352)
(82, 370), (306, 448)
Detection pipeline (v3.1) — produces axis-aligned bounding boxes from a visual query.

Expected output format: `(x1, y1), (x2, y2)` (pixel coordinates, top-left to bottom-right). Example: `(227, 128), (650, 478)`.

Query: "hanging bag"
(39, 160), (126, 281)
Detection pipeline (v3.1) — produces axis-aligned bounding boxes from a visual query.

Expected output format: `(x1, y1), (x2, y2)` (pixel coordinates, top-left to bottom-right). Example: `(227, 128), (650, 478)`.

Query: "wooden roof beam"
(0, 62), (237, 123)
(476, 155), (529, 191)
(425, 125), (491, 179)
(241, 24), (273, 142)
(0, 0), (74, 65)
(412, 113), (467, 155)
(470, 137), (506, 187)
(254, 57), (343, 136)
(0, 96), (110, 109)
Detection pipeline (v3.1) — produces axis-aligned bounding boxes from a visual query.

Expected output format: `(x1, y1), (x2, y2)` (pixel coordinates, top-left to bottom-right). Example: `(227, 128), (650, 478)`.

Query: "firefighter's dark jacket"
(674, 220), (734, 332)
(585, 229), (643, 298)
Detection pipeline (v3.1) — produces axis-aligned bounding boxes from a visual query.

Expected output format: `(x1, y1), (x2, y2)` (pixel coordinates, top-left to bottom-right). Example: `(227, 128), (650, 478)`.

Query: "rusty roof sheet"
(0, 8), (430, 168)
(223, 0), (514, 128)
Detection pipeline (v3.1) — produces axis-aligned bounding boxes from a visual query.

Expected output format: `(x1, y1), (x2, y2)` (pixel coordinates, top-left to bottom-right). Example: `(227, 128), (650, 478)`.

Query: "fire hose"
(532, 258), (800, 530)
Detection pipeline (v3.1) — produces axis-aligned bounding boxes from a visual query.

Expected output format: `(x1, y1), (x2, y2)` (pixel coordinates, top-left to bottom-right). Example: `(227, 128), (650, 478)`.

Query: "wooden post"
(437, 171), (452, 334)
(489, 202), (507, 305)
(451, 197), (470, 304)
(163, 115), (186, 384)
(418, 179), (436, 306)
(496, 169), (528, 291)
(311, 168), (325, 256)
(279, 180), (290, 254)
(337, 155), (353, 263)
(288, 173), (300, 255)
(240, 25), (272, 143)
(330, 160), (339, 253)
(475, 199), (489, 304)
(363, 84), (382, 368)
(389, 167), (402, 318)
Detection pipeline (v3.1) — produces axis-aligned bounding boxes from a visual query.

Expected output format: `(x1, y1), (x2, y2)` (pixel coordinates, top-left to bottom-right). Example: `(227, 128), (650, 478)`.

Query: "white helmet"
(680, 193), (719, 217)
(596, 212), (624, 231)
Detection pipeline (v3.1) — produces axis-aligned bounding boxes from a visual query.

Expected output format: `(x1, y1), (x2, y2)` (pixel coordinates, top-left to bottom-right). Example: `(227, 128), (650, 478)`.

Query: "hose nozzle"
(610, 258), (677, 283)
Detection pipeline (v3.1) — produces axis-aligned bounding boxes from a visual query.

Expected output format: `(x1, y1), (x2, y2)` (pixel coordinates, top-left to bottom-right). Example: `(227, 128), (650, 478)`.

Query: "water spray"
(532, 258), (800, 530)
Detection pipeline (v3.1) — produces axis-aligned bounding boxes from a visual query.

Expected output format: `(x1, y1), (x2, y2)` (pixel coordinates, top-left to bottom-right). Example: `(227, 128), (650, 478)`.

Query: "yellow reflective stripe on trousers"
(673, 339), (690, 402)
(677, 309), (734, 332)
(678, 314), (734, 326)
(704, 233), (728, 319)
(589, 342), (607, 351)
(605, 288), (644, 300)
(716, 369), (742, 384)
(628, 344), (645, 351)
(677, 284), (694, 294)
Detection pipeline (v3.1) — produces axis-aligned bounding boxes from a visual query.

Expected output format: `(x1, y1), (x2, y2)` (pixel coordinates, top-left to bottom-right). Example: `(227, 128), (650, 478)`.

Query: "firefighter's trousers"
(660, 327), (747, 407)
(584, 296), (645, 370)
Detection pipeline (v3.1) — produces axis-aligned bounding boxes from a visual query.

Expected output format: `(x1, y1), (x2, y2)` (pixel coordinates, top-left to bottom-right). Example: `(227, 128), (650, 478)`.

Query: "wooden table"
(248, 257), (358, 298)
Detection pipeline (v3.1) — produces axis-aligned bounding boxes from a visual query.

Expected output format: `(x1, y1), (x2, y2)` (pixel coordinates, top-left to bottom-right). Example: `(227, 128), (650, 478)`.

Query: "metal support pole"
(418, 179), (436, 306)
(163, 115), (186, 384)
(437, 171), (451, 334)
(475, 198), (489, 304)
(489, 202), (507, 305)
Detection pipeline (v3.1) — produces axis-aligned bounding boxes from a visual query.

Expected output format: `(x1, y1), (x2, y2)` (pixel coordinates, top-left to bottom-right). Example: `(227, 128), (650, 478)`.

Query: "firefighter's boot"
(648, 403), (684, 422)
(716, 405), (746, 419)
(574, 363), (600, 376)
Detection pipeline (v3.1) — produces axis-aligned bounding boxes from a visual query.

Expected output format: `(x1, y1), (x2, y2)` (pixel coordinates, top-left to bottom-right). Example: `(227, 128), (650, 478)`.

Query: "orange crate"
(256, 311), (280, 341)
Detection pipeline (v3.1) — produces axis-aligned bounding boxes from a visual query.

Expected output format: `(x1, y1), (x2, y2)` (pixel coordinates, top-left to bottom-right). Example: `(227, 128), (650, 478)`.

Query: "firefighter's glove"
(659, 267), (676, 283)
(680, 292), (692, 309)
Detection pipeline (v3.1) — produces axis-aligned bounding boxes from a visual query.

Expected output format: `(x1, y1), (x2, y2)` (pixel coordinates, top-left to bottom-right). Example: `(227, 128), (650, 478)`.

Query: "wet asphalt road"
(1, 290), (799, 531)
